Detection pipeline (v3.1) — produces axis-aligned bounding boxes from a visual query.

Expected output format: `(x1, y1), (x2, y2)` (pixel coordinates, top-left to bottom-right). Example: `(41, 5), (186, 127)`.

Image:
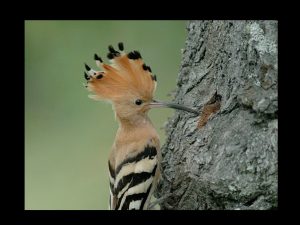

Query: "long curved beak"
(149, 100), (199, 115)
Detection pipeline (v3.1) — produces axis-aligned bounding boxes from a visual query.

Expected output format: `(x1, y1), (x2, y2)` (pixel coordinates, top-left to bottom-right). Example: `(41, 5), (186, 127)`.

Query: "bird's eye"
(135, 99), (143, 105)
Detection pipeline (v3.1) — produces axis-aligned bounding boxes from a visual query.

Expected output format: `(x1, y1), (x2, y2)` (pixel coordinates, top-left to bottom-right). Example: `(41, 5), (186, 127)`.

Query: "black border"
(9, 11), (289, 224)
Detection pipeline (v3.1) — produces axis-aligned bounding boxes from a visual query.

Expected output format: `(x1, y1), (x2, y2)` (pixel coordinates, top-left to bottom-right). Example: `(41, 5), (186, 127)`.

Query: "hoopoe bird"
(84, 43), (198, 210)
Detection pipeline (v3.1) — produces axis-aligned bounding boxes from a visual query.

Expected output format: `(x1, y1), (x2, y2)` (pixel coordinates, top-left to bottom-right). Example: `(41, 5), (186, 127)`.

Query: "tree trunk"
(155, 20), (278, 210)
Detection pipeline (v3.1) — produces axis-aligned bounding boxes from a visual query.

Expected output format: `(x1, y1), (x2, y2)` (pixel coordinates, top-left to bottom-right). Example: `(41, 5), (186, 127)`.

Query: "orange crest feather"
(85, 43), (157, 103)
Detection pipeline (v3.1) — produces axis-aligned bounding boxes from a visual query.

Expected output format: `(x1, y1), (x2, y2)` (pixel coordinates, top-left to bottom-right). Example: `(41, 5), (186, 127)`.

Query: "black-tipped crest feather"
(118, 42), (124, 51)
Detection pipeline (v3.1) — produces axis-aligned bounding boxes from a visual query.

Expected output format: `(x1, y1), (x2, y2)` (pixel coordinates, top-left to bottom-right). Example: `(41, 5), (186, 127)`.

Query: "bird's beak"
(149, 100), (199, 115)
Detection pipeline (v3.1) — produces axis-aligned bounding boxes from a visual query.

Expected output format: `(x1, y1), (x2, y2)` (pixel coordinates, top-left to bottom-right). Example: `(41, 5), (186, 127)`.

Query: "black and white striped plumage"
(108, 145), (159, 210)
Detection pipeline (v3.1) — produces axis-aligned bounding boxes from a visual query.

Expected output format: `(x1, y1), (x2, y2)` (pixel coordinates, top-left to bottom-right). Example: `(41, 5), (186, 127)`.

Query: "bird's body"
(84, 42), (198, 210)
(108, 116), (161, 209)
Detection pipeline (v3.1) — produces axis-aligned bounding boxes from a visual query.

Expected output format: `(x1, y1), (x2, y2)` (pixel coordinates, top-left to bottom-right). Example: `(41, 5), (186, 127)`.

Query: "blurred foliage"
(25, 20), (187, 209)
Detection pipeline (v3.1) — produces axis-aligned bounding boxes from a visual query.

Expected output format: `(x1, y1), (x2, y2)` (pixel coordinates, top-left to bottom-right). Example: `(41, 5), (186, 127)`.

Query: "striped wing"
(109, 145), (158, 210)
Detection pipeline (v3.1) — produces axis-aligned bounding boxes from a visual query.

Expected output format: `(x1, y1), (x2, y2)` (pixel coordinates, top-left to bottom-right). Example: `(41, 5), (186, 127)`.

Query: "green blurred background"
(25, 20), (187, 210)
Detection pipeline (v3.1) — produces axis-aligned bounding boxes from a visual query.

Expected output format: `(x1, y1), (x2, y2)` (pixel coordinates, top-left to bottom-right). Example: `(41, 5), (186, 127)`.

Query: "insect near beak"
(149, 100), (199, 115)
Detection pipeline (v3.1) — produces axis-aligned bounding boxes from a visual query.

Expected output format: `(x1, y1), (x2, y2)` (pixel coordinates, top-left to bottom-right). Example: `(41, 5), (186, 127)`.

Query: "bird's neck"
(110, 114), (160, 173)
(117, 114), (154, 132)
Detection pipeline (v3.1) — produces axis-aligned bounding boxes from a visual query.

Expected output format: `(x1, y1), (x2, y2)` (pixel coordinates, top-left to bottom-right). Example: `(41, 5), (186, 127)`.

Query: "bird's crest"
(84, 43), (157, 103)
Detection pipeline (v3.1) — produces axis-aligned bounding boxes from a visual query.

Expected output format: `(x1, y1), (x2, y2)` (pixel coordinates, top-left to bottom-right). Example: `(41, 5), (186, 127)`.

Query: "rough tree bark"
(155, 20), (278, 210)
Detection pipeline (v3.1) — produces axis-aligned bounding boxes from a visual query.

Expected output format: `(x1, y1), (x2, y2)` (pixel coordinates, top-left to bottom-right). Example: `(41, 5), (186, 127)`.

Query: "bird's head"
(84, 43), (198, 123)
